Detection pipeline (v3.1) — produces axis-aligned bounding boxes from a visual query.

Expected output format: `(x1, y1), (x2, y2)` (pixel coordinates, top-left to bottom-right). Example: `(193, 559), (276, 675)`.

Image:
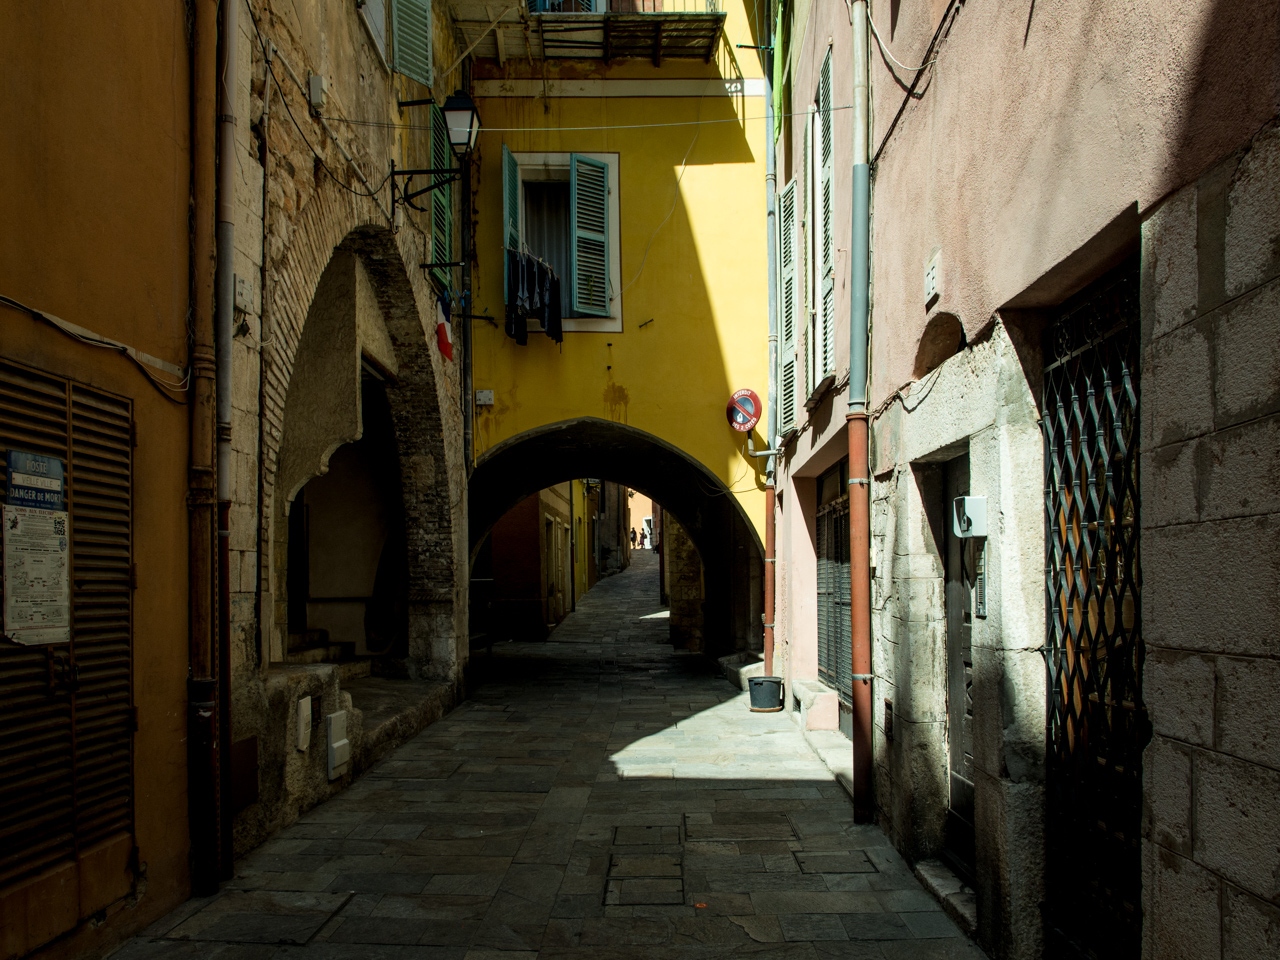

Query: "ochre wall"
(469, 4), (770, 545)
(0, 2), (194, 956)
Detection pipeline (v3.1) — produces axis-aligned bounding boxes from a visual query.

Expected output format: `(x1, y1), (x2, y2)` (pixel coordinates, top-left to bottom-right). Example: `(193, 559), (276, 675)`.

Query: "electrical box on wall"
(327, 710), (350, 780)
(308, 73), (326, 111)
(475, 389), (494, 406)
(953, 496), (986, 538)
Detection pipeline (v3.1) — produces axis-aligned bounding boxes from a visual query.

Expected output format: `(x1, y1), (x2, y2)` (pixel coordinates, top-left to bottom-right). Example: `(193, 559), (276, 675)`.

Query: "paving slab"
(113, 552), (985, 960)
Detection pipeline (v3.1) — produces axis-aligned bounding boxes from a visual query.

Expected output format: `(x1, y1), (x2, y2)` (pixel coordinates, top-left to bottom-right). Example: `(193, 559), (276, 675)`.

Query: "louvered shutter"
(803, 108), (816, 401)
(502, 144), (520, 304)
(391, 0), (432, 88)
(570, 154), (610, 318)
(818, 49), (835, 381)
(777, 179), (798, 434)
(429, 104), (452, 289)
(0, 360), (134, 955)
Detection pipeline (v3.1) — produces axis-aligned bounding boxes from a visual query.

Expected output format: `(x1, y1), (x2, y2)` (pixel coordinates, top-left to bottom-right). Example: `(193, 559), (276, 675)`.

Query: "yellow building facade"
(463, 1), (771, 656)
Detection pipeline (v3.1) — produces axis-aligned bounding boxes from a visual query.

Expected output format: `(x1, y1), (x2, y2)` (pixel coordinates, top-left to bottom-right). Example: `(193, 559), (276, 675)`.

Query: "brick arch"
(259, 177), (464, 681)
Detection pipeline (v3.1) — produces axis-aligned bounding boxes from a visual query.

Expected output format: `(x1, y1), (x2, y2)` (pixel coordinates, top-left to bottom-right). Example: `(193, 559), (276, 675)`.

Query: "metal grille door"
(1042, 262), (1147, 959)
(816, 497), (851, 701)
(0, 360), (134, 956)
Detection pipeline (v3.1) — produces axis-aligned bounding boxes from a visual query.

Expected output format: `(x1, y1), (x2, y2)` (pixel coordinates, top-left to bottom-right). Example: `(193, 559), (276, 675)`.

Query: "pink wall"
(868, 0), (1280, 404)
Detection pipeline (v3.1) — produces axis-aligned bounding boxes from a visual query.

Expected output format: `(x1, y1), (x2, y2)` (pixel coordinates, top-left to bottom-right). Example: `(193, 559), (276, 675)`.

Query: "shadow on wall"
(468, 419), (763, 659)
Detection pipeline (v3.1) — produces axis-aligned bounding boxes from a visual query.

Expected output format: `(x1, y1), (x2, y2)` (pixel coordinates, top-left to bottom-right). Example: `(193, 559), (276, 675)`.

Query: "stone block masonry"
(1140, 119), (1280, 960)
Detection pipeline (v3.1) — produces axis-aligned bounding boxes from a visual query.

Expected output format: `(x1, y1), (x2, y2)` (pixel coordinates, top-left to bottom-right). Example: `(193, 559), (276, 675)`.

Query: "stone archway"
(468, 418), (764, 659)
(258, 179), (464, 683)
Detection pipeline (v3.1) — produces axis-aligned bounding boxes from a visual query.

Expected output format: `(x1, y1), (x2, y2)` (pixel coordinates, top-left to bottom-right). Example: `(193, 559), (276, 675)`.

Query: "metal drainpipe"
(189, 0), (221, 896)
(215, 0), (238, 880)
(762, 31), (779, 681)
(462, 63), (475, 476)
(846, 0), (874, 823)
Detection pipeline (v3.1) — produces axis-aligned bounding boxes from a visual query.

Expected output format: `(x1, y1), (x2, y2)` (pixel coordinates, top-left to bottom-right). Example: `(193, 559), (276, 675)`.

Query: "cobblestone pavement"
(115, 553), (985, 960)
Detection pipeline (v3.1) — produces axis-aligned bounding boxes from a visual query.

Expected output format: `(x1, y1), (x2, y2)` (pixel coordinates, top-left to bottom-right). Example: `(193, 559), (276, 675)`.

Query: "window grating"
(816, 495), (851, 703)
(1042, 259), (1147, 960)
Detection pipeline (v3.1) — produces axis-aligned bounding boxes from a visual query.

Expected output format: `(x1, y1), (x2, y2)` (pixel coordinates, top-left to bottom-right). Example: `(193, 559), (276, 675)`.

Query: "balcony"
(454, 1), (726, 65)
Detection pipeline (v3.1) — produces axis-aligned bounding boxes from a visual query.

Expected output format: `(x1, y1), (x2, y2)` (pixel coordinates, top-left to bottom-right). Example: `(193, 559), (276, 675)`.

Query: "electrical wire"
(1, 294), (190, 403)
(866, 5), (937, 74)
(316, 102), (858, 135)
(243, 0), (392, 202)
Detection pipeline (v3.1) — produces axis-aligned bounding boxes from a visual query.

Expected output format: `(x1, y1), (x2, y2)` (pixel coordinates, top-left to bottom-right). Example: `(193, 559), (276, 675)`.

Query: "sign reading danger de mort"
(726, 389), (762, 433)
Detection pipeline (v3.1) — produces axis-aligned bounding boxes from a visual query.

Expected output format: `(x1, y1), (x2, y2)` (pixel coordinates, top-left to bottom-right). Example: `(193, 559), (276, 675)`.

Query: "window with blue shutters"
(391, 0), (432, 88)
(570, 154), (610, 318)
(817, 47), (835, 384)
(502, 144), (521, 304)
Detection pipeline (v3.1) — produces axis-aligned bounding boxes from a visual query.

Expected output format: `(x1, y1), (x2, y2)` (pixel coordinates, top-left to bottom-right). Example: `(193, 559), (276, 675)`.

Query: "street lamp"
(442, 91), (481, 157)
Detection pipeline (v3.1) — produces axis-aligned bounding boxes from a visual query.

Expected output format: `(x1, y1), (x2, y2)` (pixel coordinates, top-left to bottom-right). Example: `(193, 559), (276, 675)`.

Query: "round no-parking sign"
(726, 388), (762, 433)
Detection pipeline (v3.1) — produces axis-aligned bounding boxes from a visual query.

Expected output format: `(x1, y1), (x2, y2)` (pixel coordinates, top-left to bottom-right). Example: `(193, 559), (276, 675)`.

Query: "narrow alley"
(115, 554), (981, 960)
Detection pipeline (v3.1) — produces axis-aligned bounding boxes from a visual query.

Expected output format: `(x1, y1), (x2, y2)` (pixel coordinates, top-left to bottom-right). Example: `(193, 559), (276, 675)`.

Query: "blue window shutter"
(502, 144), (520, 304)
(429, 104), (452, 289)
(570, 154), (610, 318)
(391, 0), (432, 88)
(778, 179), (798, 434)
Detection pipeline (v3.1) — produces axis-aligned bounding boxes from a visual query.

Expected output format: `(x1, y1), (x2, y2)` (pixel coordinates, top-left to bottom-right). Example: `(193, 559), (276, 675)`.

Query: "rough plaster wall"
(666, 516), (705, 652)
(870, 322), (1046, 960)
(1140, 122), (1280, 960)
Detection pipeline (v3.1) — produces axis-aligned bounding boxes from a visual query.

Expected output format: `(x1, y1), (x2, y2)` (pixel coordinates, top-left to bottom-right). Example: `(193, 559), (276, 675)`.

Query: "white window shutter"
(778, 179), (798, 434)
(570, 154), (610, 318)
(502, 144), (520, 304)
(818, 49), (835, 380)
(391, 0), (432, 88)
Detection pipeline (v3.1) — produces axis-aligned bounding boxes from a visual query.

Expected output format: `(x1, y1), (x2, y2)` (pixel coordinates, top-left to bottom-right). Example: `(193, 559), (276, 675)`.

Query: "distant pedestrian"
(630, 528), (637, 547)
(638, 530), (647, 549)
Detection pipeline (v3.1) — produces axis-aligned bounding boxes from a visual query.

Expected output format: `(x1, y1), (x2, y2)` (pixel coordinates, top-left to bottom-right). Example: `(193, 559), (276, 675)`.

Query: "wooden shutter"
(0, 360), (134, 958)
(570, 154), (610, 318)
(818, 49), (835, 381)
(777, 179), (798, 434)
(803, 107), (816, 401)
(429, 104), (452, 289)
(391, 0), (432, 87)
(360, 0), (389, 61)
(502, 144), (520, 305)
(389, 0), (430, 87)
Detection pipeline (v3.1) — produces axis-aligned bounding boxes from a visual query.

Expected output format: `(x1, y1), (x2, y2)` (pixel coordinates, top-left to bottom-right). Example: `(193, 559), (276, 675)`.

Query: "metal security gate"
(816, 460), (851, 721)
(0, 359), (134, 957)
(1042, 261), (1147, 959)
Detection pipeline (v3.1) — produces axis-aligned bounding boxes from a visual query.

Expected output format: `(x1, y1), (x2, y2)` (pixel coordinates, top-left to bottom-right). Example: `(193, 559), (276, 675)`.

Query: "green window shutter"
(429, 104), (452, 289)
(818, 49), (835, 379)
(502, 144), (520, 304)
(778, 178), (798, 434)
(391, 0), (432, 88)
(570, 154), (610, 318)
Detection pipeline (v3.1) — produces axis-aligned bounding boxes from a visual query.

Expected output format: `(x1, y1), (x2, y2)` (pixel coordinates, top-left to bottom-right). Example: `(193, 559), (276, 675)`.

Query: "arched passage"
(469, 418), (764, 658)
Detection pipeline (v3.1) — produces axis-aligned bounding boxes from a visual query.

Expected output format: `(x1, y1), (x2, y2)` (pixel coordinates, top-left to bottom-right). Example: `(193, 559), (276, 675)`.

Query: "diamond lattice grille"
(1042, 260), (1148, 960)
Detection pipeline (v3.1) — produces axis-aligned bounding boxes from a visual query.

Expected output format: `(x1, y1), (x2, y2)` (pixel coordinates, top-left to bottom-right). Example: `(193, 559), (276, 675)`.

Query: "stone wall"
(1140, 119), (1280, 959)
(665, 515), (705, 651)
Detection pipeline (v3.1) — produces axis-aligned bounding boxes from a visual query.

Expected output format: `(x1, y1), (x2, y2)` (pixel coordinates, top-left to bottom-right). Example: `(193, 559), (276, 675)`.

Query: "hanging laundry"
(504, 249), (562, 346)
(504, 249), (528, 346)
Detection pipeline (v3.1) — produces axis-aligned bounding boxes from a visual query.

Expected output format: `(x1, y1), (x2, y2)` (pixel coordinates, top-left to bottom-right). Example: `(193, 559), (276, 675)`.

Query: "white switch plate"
(234, 274), (253, 314)
(475, 389), (495, 406)
(327, 710), (350, 780)
(296, 696), (312, 751)
(925, 249), (941, 306)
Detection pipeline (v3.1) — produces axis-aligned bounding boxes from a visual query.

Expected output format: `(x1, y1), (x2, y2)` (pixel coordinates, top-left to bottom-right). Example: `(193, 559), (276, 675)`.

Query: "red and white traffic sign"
(726, 388), (762, 433)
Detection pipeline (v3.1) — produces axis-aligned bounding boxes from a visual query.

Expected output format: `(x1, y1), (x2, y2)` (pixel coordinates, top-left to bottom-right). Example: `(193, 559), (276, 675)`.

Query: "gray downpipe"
(764, 51), (778, 476)
(849, 0), (869, 413)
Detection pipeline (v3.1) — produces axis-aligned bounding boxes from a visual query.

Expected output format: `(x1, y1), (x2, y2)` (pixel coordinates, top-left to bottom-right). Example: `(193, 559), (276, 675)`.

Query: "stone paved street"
(114, 554), (985, 960)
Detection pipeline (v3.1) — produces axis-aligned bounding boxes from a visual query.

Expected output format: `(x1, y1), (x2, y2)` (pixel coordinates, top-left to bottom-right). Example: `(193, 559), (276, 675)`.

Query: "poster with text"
(3, 503), (71, 645)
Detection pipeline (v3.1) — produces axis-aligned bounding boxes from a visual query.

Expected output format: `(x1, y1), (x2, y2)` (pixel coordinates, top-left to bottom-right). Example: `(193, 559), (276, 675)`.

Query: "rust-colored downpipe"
(188, 0), (221, 894)
(215, 0), (238, 881)
(763, 484), (777, 675)
(847, 0), (874, 823)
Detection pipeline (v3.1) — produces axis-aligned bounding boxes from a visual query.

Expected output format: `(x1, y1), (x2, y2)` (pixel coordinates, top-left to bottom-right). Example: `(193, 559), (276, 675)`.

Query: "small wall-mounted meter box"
(475, 389), (495, 407)
(953, 496), (987, 538)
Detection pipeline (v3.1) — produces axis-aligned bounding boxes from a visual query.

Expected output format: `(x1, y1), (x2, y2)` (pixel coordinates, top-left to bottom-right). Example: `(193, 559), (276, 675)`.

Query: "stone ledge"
(717, 651), (762, 690)
(915, 857), (979, 939)
(793, 677), (840, 731)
